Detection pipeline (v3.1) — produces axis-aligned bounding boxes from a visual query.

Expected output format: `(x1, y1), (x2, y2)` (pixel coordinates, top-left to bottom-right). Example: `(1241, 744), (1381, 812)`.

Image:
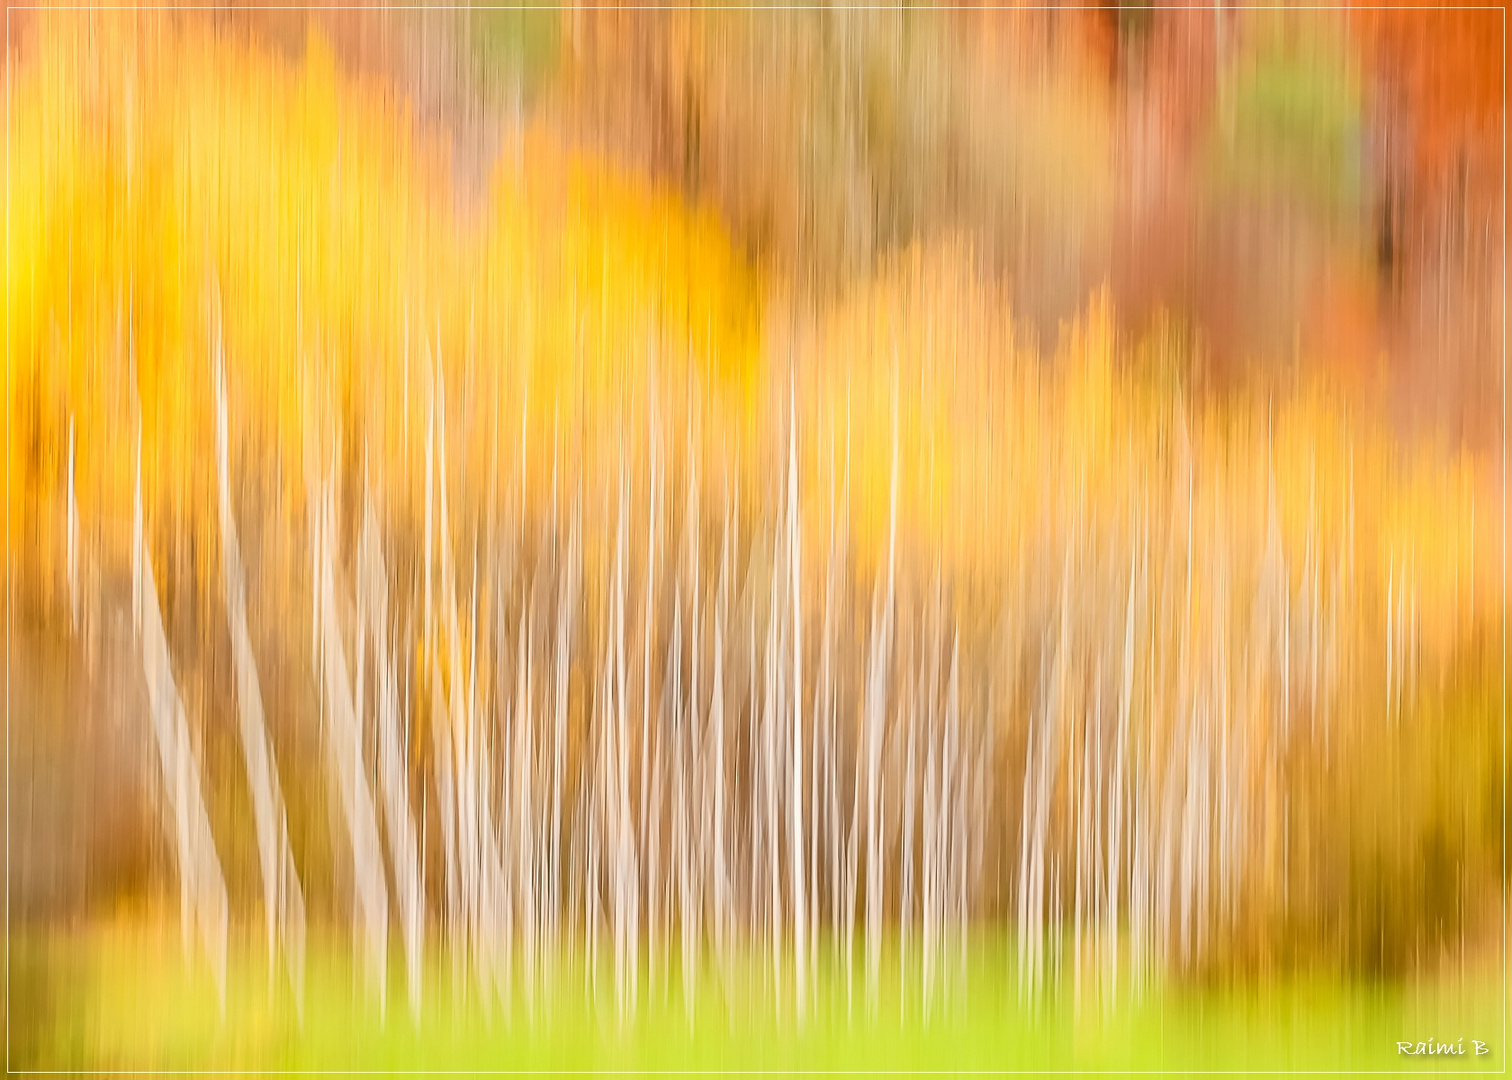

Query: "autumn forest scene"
(3, 3), (1506, 1072)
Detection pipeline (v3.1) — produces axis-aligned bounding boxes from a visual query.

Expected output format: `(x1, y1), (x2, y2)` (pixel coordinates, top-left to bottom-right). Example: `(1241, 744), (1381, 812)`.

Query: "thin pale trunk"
(711, 510), (731, 978)
(863, 386), (899, 1015)
(133, 447), (230, 1015)
(922, 663), (939, 1019)
(613, 473), (637, 1023)
(213, 360), (307, 1014)
(640, 415), (660, 1008)
(312, 474), (390, 1014)
(550, 499), (580, 1006)
(514, 601), (539, 1018)
(762, 594), (782, 1005)
(786, 404), (807, 1020)
(357, 497), (424, 1020)
(900, 651), (918, 1016)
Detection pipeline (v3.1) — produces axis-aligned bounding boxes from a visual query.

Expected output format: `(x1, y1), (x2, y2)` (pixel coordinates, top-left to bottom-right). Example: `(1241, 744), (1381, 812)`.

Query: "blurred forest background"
(3, 1), (1506, 1069)
(11, 2), (1501, 432)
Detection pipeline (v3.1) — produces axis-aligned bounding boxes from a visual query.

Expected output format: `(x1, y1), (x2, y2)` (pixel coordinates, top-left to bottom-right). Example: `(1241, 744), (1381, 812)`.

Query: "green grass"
(12, 919), (1507, 1073)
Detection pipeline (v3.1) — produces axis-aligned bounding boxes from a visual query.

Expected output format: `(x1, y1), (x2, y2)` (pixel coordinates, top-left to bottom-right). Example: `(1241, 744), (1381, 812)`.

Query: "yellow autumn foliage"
(9, 15), (1497, 712)
(7, 17), (763, 610)
(4, 16), (1504, 982)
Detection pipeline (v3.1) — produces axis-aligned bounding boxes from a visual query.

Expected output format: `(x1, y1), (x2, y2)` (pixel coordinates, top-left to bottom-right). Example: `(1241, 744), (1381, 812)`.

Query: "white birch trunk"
(133, 449), (230, 1015)
(214, 361), (306, 1014)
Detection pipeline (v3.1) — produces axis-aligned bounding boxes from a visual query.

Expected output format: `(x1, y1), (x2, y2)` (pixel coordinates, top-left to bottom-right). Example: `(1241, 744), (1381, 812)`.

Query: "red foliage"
(1351, 5), (1503, 221)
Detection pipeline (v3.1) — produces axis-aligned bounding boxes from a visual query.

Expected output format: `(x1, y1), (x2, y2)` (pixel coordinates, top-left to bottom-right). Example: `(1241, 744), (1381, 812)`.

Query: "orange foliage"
(1351, 5), (1502, 214)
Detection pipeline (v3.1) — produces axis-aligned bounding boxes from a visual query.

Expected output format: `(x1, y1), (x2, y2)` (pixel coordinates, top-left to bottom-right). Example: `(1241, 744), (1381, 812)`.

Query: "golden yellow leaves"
(10, 19), (765, 610)
(7, 16), (1496, 738)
